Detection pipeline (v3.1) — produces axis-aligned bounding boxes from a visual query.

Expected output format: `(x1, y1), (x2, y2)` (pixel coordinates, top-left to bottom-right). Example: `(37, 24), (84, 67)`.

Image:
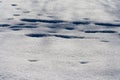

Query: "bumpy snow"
(0, 0), (120, 80)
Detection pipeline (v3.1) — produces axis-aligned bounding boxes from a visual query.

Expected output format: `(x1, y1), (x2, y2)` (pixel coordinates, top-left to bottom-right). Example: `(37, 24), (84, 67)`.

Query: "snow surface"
(0, 0), (120, 80)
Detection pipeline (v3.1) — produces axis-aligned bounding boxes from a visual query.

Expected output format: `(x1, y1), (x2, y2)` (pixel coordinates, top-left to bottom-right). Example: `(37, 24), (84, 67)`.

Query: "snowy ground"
(0, 0), (120, 80)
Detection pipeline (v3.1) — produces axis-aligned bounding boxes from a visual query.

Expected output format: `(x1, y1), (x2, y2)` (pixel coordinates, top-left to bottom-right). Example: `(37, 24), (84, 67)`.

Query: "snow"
(0, 0), (120, 80)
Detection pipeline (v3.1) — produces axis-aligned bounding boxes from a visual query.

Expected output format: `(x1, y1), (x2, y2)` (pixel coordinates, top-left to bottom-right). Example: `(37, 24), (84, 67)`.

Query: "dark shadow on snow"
(28, 59), (38, 62)
(11, 28), (22, 31)
(84, 30), (117, 33)
(16, 23), (26, 26)
(11, 4), (17, 6)
(72, 21), (90, 25)
(47, 23), (75, 31)
(26, 34), (51, 37)
(0, 24), (10, 27)
(13, 14), (20, 16)
(21, 18), (91, 26)
(80, 61), (89, 64)
(48, 24), (63, 29)
(21, 19), (66, 23)
(94, 22), (120, 27)
(10, 25), (38, 28)
(65, 27), (75, 30)
(7, 18), (14, 20)
(25, 33), (93, 39)
(54, 35), (85, 39)
(47, 31), (57, 33)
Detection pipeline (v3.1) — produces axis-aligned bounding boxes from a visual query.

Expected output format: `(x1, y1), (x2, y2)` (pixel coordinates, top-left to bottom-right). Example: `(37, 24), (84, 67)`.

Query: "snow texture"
(0, 0), (120, 80)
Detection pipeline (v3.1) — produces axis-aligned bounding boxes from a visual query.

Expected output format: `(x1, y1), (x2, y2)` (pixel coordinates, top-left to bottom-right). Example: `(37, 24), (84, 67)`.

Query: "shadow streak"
(95, 22), (120, 27)
(25, 33), (97, 39)
(84, 30), (117, 33)
(21, 19), (66, 23)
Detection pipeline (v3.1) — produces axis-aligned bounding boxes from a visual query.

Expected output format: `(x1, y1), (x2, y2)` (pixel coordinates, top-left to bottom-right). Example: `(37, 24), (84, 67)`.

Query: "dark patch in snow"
(21, 19), (66, 23)
(7, 18), (14, 20)
(48, 25), (61, 29)
(37, 14), (42, 16)
(11, 28), (22, 31)
(72, 21), (90, 25)
(16, 8), (21, 10)
(83, 18), (89, 20)
(80, 61), (89, 64)
(13, 14), (20, 16)
(47, 16), (55, 18)
(26, 34), (51, 37)
(11, 4), (17, 6)
(114, 20), (120, 22)
(118, 34), (120, 36)
(47, 31), (57, 33)
(94, 22), (120, 27)
(0, 24), (10, 27)
(16, 23), (25, 26)
(25, 33), (87, 39)
(10, 25), (37, 28)
(65, 27), (74, 30)
(48, 23), (74, 31)
(28, 60), (38, 62)
(101, 40), (109, 42)
(84, 30), (117, 33)
(54, 35), (85, 39)
(23, 11), (30, 13)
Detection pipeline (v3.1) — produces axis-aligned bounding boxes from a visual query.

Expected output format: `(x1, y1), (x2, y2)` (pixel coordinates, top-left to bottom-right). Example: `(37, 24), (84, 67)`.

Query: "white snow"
(0, 0), (120, 80)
